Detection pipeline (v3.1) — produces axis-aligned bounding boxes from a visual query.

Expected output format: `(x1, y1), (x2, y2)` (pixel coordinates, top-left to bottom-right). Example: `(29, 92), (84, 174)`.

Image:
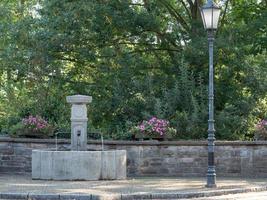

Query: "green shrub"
(254, 119), (267, 140)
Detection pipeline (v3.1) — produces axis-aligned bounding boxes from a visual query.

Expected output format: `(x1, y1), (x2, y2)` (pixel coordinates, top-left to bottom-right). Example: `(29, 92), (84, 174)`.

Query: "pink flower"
(136, 117), (173, 136)
(139, 125), (145, 131)
(22, 115), (49, 131)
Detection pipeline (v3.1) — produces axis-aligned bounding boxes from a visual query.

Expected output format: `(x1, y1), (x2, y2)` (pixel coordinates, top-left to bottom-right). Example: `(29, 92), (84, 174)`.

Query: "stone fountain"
(32, 95), (127, 180)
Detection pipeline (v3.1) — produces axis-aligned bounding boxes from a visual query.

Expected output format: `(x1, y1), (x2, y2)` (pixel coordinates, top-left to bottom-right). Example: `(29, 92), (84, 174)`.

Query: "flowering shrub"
(10, 115), (54, 138)
(131, 117), (176, 138)
(22, 115), (49, 131)
(254, 119), (267, 140)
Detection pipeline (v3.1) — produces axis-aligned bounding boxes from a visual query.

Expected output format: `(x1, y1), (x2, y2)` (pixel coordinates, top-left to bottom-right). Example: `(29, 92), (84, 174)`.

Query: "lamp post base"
(206, 172), (217, 188)
(206, 183), (217, 188)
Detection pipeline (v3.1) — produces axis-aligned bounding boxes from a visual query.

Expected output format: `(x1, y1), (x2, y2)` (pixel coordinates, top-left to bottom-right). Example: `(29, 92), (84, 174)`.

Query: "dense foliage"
(0, 0), (266, 140)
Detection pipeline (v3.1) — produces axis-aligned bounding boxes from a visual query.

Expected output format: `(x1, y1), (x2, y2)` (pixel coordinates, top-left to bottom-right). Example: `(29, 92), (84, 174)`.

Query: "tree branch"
(128, 48), (181, 55)
(178, 0), (192, 19)
(219, 0), (229, 29)
(129, 3), (145, 7)
(158, 0), (190, 32)
(187, 0), (194, 7)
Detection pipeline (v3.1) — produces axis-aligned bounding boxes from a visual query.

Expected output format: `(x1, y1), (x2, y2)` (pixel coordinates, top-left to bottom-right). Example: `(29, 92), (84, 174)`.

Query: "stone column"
(66, 95), (92, 151)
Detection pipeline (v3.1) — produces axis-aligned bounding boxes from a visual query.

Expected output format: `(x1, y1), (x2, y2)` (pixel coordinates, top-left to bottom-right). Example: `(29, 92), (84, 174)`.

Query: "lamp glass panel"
(202, 8), (213, 29)
(212, 8), (221, 29)
(200, 10), (207, 29)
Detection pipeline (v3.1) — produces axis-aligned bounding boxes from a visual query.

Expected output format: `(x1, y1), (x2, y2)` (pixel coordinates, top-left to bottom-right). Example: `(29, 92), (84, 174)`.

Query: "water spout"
(77, 130), (81, 151)
(55, 132), (58, 151)
(101, 134), (104, 151)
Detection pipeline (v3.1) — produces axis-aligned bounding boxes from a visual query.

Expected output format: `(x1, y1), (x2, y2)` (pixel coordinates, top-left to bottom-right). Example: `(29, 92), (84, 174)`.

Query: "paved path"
(184, 191), (267, 199)
(0, 174), (266, 199)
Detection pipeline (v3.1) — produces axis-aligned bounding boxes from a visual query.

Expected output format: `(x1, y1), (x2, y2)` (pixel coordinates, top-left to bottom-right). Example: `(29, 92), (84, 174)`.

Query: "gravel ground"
(0, 174), (266, 196)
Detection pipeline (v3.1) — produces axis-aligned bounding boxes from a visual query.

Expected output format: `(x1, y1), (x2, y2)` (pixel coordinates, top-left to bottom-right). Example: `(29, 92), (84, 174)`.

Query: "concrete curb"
(1, 186), (267, 200)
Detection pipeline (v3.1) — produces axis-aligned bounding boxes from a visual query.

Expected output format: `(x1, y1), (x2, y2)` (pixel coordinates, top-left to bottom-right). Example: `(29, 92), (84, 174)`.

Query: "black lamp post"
(200, 0), (221, 188)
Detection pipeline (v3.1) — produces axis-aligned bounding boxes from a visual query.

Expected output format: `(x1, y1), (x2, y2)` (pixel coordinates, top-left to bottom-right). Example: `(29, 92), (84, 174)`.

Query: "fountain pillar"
(66, 95), (92, 151)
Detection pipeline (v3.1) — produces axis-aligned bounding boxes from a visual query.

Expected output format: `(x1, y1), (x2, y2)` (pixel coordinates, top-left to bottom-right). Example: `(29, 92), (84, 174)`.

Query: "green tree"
(0, 0), (266, 140)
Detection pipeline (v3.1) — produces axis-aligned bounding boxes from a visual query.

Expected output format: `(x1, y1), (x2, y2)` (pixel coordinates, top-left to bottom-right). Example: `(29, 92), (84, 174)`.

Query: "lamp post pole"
(206, 29), (216, 188)
(200, 0), (220, 188)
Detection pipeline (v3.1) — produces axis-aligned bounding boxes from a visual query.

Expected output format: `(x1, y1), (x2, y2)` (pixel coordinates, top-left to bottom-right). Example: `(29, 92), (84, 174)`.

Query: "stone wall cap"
(2, 137), (267, 146)
(66, 95), (92, 104)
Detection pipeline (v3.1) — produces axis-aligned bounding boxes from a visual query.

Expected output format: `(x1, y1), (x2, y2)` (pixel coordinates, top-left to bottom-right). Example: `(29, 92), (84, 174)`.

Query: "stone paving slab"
(0, 175), (267, 199)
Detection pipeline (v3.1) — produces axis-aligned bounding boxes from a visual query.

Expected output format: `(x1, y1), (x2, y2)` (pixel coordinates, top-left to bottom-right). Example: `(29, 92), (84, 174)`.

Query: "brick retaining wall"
(0, 137), (267, 177)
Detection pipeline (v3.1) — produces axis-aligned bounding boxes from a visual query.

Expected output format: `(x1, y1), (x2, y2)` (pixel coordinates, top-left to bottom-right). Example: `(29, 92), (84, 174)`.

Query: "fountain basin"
(32, 150), (127, 180)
